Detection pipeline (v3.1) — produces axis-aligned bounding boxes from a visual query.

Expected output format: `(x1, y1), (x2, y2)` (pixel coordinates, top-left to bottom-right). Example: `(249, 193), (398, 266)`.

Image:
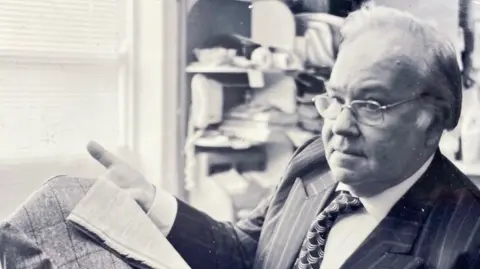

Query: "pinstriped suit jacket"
(167, 136), (480, 269)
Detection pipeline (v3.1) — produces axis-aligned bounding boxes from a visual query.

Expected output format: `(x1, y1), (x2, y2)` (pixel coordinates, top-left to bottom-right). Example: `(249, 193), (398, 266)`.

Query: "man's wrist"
(146, 187), (178, 235)
(138, 183), (156, 212)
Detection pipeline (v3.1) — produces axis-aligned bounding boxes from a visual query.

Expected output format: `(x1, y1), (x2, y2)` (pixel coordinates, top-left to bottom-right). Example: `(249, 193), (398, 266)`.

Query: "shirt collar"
(336, 154), (435, 221)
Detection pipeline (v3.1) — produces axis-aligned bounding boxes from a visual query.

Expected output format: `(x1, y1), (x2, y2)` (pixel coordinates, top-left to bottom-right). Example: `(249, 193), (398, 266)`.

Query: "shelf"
(187, 64), (302, 88)
(194, 134), (264, 150)
(187, 64), (250, 73)
(186, 62), (301, 74)
(219, 119), (316, 146)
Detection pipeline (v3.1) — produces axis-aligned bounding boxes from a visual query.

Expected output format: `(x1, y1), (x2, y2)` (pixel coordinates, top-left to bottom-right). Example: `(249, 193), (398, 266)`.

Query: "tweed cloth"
(0, 175), (133, 269)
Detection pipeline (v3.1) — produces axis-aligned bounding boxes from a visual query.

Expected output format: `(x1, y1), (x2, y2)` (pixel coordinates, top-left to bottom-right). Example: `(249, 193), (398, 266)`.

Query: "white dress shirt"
(321, 154), (434, 269)
(146, 187), (177, 236)
(146, 154), (434, 268)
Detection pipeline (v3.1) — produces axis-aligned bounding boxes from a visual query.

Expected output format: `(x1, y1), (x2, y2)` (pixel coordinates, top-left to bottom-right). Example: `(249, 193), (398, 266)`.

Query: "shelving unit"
(183, 66), (317, 221)
(182, 0), (321, 221)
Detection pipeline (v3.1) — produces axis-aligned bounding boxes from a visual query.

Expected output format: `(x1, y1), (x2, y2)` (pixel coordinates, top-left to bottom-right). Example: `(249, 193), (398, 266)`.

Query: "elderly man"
(1, 5), (479, 269)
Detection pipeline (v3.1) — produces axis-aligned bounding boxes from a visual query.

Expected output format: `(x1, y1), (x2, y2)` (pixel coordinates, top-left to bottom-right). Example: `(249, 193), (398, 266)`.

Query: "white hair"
(339, 4), (462, 131)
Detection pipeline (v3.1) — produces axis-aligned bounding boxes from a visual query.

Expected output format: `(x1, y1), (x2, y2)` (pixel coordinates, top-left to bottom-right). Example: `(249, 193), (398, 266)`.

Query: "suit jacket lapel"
(340, 196), (432, 268)
(341, 151), (447, 269)
(268, 173), (335, 269)
(283, 136), (326, 183)
(262, 137), (337, 269)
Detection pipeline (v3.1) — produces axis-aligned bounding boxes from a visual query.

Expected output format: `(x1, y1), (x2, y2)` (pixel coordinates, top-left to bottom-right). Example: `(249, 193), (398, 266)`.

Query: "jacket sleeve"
(0, 222), (54, 269)
(167, 136), (321, 269)
(166, 192), (272, 269)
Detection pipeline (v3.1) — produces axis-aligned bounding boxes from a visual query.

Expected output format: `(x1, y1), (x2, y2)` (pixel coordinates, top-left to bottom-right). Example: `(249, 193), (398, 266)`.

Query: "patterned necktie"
(293, 191), (363, 269)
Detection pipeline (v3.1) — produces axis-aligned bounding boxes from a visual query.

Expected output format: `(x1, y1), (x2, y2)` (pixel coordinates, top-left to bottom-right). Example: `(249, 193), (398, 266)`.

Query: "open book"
(66, 179), (190, 269)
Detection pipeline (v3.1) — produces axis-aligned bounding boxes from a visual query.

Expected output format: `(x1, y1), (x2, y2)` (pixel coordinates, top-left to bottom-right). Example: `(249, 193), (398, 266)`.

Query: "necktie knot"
(323, 191), (362, 217)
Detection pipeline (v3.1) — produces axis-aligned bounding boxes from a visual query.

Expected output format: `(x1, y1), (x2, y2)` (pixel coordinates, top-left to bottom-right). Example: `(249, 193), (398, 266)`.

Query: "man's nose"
(331, 108), (360, 136)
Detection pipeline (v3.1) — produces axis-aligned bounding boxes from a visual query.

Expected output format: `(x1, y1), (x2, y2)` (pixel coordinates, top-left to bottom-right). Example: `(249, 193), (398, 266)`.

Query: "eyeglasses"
(312, 94), (420, 126)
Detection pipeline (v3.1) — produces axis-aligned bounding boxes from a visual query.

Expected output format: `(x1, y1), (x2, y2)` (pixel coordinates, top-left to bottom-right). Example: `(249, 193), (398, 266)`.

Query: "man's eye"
(360, 102), (381, 111)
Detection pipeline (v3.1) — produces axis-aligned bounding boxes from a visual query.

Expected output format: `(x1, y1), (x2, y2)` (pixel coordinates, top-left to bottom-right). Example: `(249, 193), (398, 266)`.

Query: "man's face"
(322, 29), (431, 193)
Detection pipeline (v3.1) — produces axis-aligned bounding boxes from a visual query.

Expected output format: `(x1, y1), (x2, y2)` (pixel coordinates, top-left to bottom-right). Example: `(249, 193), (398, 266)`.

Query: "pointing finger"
(86, 140), (122, 168)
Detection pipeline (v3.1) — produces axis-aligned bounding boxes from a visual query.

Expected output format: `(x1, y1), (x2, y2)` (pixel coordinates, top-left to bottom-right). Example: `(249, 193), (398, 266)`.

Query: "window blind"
(0, 0), (127, 160)
(0, 0), (126, 61)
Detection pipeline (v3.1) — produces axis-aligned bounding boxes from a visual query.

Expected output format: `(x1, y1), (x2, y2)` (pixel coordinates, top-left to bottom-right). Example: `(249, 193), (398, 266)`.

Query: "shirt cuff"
(147, 187), (178, 236)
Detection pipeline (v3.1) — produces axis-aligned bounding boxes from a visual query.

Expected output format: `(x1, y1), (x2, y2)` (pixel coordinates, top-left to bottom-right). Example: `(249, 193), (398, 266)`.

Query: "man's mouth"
(333, 148), (363, 157)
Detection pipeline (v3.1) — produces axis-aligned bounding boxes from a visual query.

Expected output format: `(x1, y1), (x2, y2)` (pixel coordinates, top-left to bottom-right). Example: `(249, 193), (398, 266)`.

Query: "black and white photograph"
(0, 0), (479, 268)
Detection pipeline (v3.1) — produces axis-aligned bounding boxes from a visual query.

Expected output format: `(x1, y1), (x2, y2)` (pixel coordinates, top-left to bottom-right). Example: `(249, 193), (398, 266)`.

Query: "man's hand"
(86, 141), (156, 212)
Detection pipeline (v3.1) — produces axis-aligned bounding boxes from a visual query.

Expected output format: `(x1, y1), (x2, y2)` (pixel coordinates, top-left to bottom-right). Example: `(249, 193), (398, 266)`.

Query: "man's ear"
(418, 101), (448, 148)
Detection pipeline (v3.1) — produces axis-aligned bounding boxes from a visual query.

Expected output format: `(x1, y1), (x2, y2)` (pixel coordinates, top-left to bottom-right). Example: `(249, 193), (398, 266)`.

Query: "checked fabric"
(293, 191), (363, 269)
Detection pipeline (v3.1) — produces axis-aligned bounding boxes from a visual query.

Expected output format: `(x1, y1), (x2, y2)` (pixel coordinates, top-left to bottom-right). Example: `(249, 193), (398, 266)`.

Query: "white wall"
(133, 0), (182, 196)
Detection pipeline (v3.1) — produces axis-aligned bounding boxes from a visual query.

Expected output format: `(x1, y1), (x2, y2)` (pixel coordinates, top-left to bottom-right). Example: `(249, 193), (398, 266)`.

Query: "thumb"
(86, 141), (122, 168)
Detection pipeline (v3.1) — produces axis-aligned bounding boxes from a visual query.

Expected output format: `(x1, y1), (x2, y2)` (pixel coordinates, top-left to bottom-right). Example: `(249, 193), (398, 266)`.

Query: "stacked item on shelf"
(221, 102), (299, 142)
(194, 131), (267, 174)
(220, 101), (318, 148)
(188, 34), (304, 74)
